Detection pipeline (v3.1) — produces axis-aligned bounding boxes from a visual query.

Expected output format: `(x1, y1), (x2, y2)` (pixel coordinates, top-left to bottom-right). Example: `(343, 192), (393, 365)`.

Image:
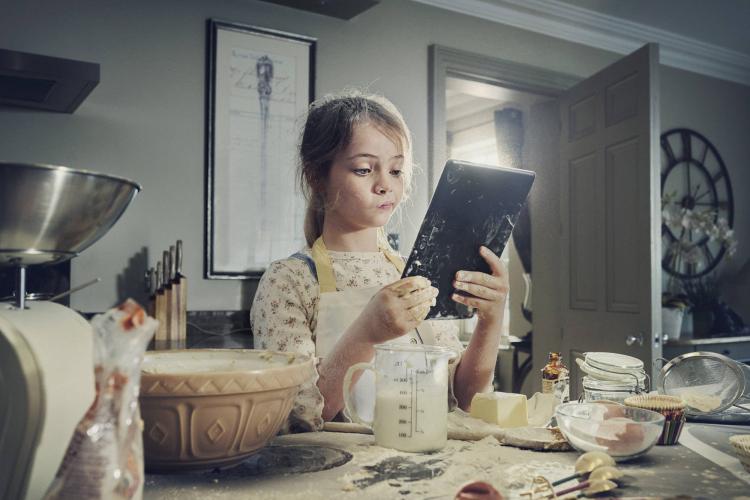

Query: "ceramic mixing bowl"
(139, 349), (314, 471)
(555, 402), (664, 461)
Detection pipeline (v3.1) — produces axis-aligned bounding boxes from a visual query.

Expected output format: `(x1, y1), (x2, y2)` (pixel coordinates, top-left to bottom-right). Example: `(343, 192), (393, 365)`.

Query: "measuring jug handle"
(343, 362), (374, 427)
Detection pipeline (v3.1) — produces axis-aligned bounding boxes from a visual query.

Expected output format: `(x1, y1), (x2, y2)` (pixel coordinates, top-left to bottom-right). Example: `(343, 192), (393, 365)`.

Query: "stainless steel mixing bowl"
(0, 162), (141, 266)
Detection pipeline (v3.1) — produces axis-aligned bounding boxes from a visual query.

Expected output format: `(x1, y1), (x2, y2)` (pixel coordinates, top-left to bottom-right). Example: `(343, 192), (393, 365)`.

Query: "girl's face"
(324, 121), (405, 232)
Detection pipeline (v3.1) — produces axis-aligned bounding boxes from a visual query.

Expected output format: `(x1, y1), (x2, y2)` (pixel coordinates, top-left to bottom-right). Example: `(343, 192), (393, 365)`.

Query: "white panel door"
(559, 44), (662, 395)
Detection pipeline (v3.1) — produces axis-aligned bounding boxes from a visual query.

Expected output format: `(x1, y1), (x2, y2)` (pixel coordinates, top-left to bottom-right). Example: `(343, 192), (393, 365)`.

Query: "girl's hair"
(298, 90), (413, 248)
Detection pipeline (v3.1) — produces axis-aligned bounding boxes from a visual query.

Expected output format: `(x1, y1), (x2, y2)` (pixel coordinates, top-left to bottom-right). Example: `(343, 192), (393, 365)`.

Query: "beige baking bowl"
(139, 349), (315, 471)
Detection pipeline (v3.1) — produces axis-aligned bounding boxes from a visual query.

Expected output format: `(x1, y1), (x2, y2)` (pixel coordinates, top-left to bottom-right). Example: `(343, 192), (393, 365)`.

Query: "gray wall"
(660, 66), (750, 316)
(1, 0), (748, 316)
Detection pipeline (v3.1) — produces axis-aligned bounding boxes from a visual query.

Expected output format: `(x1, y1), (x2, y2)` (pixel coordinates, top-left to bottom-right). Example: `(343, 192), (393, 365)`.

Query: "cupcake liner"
(729, 435), (750, 473)
(624, 395), (686, 445)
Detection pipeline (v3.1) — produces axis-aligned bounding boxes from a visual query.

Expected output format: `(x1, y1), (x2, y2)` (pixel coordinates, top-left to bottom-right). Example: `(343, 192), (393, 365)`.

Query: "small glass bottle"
(541, 352), (569, 402)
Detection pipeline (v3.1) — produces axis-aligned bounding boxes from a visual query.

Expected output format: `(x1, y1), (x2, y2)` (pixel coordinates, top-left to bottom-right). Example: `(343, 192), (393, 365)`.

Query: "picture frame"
(205, 19), (316, 279)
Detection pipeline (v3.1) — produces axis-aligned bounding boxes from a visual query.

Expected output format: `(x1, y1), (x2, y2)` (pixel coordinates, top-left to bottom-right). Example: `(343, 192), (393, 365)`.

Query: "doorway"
(430, 44), (663, 396)
(444, 75), (553, 395)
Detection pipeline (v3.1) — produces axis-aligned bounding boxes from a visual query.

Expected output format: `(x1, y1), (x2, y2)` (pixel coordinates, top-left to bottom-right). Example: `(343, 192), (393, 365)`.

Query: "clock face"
(660, 128), (734, 278)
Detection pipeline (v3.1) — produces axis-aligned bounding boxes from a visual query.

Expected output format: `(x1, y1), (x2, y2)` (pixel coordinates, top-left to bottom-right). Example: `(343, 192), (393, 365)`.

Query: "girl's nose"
(375, 177), (391, 194)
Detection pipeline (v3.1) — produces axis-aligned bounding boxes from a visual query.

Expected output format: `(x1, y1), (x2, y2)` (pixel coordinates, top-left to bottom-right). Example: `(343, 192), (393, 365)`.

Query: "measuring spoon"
(553, 479), (618, 498)
(550, 451), (615, 486)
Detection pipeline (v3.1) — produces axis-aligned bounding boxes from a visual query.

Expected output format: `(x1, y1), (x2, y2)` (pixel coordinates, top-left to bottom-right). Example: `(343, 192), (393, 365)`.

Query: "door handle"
(626, 333), (644, 347)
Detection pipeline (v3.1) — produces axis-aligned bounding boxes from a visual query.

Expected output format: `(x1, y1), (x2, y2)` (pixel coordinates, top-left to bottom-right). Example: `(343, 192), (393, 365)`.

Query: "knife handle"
(169, 245), (177, 283)
(176, 239), (183, 276)
(154, 262), (168, 344)
(162, 250), (171, 288)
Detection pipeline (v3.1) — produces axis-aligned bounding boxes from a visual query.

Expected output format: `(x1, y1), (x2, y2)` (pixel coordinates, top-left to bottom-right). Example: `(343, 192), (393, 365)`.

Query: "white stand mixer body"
(0, 301), (96, 500)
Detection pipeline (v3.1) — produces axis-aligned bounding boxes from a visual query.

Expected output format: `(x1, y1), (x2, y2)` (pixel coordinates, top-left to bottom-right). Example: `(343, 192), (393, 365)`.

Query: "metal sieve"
(659, 351), (750, 415)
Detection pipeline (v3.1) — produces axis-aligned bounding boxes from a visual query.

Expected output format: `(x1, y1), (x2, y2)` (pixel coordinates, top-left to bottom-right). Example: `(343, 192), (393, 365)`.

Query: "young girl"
(250, 91), (508, 431)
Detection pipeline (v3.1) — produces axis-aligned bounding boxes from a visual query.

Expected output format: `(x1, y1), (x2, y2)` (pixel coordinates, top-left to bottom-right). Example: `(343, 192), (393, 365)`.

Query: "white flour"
(339, 436), (571, 499)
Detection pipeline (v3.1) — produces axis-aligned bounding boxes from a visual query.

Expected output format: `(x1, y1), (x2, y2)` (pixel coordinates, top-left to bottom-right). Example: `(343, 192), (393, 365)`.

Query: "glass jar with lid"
(582, 376), (642, 404)
(578, 352), (648, 403)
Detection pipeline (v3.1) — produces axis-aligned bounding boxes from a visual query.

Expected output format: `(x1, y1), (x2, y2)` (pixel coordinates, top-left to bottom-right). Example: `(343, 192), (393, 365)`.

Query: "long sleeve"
(250, 258), (324, 432)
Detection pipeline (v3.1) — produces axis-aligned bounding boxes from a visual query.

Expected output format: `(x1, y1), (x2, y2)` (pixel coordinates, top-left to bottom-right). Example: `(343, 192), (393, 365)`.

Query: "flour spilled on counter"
(339, 436), (570, 499)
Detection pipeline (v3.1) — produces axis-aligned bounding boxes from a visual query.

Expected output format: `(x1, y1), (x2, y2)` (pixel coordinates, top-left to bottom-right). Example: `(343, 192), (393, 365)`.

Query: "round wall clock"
(660, 128), (734, 278)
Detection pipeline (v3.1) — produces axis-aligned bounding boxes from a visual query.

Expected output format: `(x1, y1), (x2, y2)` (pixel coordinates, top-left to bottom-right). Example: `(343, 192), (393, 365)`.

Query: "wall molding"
(412, 0), (750, 86)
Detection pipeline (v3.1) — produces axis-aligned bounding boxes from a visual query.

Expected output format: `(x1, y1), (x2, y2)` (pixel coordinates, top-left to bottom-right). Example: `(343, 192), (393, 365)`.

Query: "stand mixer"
(0, 162), (141, 500)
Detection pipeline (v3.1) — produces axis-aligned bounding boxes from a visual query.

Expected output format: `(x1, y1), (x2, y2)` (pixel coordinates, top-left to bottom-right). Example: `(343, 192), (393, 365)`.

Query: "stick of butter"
(469, 392), (528, 428)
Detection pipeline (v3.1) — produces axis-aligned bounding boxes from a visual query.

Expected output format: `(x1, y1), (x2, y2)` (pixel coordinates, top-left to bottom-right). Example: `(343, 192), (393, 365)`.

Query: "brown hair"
(298, 90), (413, 248)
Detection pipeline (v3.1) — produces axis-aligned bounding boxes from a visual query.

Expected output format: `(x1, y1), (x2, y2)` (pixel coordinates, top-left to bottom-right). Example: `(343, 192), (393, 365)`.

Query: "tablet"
(402, 159), (535, 319)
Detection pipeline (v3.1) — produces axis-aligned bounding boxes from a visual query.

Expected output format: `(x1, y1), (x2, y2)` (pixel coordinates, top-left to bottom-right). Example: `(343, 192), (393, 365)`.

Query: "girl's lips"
(377, 202), (394, 210)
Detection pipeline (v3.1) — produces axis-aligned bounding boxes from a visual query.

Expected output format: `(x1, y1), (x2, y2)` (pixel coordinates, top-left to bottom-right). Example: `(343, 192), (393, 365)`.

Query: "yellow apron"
(309, 237), (436, 422)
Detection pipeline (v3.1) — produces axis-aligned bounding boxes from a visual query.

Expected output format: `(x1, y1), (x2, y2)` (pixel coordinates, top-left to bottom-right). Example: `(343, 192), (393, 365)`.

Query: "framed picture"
(205, 19), (315, 279)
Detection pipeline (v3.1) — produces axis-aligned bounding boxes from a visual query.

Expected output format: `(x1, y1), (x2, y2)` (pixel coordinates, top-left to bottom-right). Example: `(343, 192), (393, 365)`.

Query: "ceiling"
(553, 0), (750, 54)
(415, 0), (750, 86)
(445, 0), (750, 136)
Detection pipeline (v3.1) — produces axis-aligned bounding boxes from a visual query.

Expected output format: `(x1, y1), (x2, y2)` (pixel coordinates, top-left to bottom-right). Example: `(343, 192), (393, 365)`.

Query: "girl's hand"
(359, 276), (438, 344)
(452, 246), (509, 328)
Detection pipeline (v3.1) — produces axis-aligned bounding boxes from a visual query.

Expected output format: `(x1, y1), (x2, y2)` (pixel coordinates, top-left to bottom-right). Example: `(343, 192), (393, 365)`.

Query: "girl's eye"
(390, 169), (403, 177)
(353, 168), (372, 176)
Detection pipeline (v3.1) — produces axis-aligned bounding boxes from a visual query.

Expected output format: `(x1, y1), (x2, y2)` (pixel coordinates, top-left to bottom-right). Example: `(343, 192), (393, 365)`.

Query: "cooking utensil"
(47, 277), (101, 302)
(0, 161), (141, 500)
(659, 351), (750, 415)
(139, 349), (315, 471)
(0, 162), (141, 267)
(553, 478), (618, 498)
(0, 162), (140, 309)
(587, 465), (623, 482)
(145, 267), (156, 317)
(162, 250), (173, 342)
(343, 343), (458, 452)
(175, 240), (187, 342)
(154, 262), (167, 344)
(555, 402), (664, 461)
(550, 450), (615, 486)
(1, 276), (99, 304)
(167, 246), (179, 342)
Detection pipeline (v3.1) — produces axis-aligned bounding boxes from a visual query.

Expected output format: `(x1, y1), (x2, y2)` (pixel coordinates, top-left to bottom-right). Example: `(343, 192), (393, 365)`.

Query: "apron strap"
(311, 237), (406, 293)
(382, 247), (405, 274)
(311, 238), (338, 293)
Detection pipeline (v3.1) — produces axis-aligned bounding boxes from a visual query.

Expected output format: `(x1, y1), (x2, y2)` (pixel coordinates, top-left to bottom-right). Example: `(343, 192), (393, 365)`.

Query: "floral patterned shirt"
(250, 247), (464, 432)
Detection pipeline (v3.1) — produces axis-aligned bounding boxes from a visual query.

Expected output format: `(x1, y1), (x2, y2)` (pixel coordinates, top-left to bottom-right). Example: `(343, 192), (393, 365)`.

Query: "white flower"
(661, 197), (738, 262)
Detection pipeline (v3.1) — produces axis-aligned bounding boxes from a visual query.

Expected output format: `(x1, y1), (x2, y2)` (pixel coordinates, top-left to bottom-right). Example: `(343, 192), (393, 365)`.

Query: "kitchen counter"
(144, 424), (750, 499)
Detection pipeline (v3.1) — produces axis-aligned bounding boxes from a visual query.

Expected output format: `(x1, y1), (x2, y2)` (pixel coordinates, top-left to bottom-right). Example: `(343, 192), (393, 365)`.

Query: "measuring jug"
(343, 343), (457, 452)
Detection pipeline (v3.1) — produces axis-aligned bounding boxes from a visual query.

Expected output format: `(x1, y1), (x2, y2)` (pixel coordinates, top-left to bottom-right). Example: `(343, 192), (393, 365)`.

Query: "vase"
(661, 307), (684, 341)
(692, 307), (715, 338)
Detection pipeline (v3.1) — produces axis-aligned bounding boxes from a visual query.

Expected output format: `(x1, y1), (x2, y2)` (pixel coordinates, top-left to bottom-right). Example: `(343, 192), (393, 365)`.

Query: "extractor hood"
(257, 0), (380, 20)
(0, 48), (99, 113)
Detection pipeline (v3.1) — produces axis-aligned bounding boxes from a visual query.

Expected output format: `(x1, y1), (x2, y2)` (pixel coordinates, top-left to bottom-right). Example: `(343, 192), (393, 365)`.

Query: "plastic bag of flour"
(46, 299), (157, 500)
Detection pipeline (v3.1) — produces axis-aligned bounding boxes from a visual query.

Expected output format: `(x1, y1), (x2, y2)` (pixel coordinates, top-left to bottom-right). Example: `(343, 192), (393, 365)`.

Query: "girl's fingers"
(402, 286), (438, 308)
(407, 302), (432, 322)
(391, 276), (431, 296)
(452, 292), (492, 310)
(455, 270), (502, 291)
(480, 246), (506, 276)
(453, 280), (505, 301)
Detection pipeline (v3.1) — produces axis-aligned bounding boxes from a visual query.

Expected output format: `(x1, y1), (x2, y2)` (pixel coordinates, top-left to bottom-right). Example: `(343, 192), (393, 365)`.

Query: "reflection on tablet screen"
(401, 159), (535, 320)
